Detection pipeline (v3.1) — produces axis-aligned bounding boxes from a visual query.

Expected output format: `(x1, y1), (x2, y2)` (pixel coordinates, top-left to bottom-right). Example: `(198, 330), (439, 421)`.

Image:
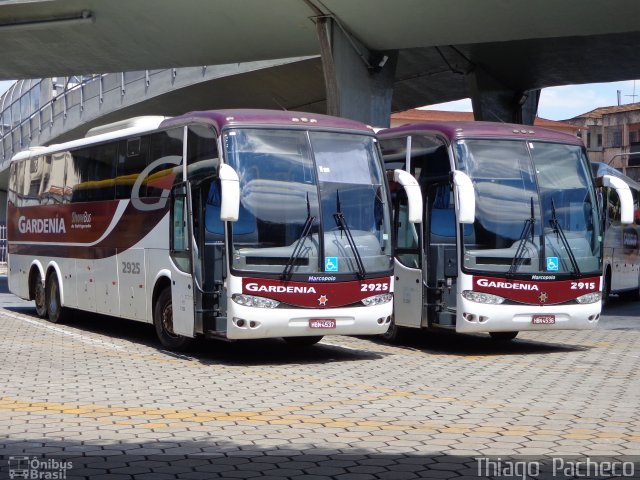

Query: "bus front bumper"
(455, 298), (601, 333)
(225, 301), (392, 340)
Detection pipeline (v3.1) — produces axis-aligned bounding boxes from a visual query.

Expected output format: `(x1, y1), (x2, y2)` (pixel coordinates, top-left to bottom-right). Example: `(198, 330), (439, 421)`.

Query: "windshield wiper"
(549, 198), (580, 275)
(508, 197), (536, 275)
(281, 193), (315, 280)
(333, 190), (366, 279)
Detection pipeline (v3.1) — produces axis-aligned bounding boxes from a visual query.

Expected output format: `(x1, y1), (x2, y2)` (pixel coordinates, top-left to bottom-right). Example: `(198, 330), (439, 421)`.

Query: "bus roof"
(11, 109), (375, 163)
(159, 109), (375, 134)
(377, 120), (583, 146)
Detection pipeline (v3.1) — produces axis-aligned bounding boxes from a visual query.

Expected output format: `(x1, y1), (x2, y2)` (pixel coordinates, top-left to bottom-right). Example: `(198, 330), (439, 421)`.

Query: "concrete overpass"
(1, 0), (640, 126)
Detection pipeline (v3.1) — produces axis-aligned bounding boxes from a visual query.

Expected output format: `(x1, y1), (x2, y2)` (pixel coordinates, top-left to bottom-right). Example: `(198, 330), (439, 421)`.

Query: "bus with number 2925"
(7, 109), (422, 350)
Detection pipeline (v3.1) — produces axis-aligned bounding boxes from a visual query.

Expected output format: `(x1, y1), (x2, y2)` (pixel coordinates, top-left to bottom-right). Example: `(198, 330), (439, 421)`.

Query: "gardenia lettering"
(476, 279), (538, 290)
(245, 283), (317, 294)
(18, 215), (66, 234)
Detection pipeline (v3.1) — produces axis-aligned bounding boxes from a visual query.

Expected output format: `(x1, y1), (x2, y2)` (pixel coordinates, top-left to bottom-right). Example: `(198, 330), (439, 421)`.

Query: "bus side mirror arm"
(598, 174), (633, 224)
(452, 170), (475, 224)
(219, 164), (240, 222)
(393, 169), (423, 223)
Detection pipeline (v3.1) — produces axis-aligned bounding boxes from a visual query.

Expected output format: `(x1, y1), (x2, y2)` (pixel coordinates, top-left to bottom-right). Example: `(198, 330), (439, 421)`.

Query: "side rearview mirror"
(393, 169), (423, 223)
(452, 170), (475, 224)
(219, 163), (240, 222)
(598, 174), (633, 224)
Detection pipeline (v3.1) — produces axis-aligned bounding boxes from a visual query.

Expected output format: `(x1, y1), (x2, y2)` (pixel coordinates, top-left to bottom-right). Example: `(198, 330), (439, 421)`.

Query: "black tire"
(153, 288), (193, 351)
(46, 274), (67, 324)
(283, 336), (323, 346)
(489, 331), (518, 341)
(34, 271), (47, 318)
(380, 316), (406, 344)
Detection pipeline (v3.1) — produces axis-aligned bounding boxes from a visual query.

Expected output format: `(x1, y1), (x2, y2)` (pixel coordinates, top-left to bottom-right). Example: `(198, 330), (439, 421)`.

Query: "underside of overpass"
(0, 0), (640, 127)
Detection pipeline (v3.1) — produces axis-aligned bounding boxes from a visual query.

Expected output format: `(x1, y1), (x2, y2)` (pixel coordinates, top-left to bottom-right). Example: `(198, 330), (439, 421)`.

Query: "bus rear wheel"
(45, 274), (67, 324)
(489, 331), (518, 341)
(283, 336), (323, 346)
(33, 272), (47, 318)
(154, 288), (193, 351)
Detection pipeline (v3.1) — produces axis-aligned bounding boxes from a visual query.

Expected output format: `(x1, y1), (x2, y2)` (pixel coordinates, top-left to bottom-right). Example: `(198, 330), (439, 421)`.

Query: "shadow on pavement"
(0, 443), (637, 479)
(367, 328), (590, 357)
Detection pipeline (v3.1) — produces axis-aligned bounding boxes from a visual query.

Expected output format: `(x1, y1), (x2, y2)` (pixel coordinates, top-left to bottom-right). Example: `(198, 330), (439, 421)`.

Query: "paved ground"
(0, 275), (639, 479)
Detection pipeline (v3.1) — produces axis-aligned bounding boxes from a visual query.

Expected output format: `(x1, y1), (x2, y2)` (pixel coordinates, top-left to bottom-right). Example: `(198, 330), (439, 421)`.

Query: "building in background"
(562, 103), (640, 180)
(391, 109), (582, 135)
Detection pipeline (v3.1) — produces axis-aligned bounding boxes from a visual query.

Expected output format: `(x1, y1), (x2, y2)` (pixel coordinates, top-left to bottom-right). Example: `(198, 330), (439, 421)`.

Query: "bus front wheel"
(33, 272), (47, 318)
(380, 316), (406, 344)
(46, 274), (67, 323)
(154, 288), (193, 351)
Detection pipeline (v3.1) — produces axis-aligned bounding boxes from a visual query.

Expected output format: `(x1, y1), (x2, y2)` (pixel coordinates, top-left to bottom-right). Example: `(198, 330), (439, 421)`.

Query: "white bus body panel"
(393, 258), (423, 329)
(118, 249), (147, 320)
(169, 261), (195, 337)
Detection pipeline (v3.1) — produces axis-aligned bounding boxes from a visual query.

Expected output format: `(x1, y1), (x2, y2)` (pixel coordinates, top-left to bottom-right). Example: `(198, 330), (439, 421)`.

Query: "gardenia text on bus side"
(18, 215), (66, 234)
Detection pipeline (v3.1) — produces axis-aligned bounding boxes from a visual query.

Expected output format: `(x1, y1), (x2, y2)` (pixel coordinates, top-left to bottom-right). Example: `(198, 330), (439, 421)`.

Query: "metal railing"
(0, 57), (317, 170)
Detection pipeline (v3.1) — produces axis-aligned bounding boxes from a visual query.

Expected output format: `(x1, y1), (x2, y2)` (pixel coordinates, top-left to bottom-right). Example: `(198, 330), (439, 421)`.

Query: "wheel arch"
(152, 270), (172, 317)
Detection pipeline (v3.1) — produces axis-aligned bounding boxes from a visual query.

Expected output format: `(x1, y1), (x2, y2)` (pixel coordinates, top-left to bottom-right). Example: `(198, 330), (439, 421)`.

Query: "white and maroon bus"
(591, 161), (640, 304)
(7, 110), (422, 350)
(378, 121), (632, 341)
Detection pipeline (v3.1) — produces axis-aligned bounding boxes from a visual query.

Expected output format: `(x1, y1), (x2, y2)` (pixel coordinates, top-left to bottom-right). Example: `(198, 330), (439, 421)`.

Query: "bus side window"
(68, 148), (92, 203)
(91, 143), (117, 201)
(116, 137), (150, 199)
(205, 181), (224, 235)
(148, 129), (184, 198)
(393, 184), (420, 268)
(170, 183), (191, 273)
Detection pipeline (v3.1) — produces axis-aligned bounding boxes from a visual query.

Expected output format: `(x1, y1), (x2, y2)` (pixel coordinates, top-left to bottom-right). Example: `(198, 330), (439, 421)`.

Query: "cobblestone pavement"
(0, 281), (639, 479)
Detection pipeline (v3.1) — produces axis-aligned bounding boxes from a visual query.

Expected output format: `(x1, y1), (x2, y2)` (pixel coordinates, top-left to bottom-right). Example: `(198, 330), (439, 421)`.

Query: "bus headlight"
(232, 294), (280, 309)
(361, 293), (393, 306)
(462, 290), (505, 305)
(576, 292), (601, 304)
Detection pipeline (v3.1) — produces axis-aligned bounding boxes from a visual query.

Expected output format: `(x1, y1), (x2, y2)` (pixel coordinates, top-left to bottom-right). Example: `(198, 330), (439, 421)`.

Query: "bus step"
(203, 315), (226, 335)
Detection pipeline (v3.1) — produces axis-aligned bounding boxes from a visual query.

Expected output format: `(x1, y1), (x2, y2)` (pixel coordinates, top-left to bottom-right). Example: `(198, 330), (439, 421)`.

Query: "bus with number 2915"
(591, 161), (640, 304)
(7, 109), (422, 350)
(378, 121), (632, 342)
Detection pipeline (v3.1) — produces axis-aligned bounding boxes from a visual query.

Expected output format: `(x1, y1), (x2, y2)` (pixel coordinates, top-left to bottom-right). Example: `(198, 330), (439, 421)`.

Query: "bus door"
(392, 183), (424, 329)
(169, 182), (196, 337)
(425, 180), (459, 327)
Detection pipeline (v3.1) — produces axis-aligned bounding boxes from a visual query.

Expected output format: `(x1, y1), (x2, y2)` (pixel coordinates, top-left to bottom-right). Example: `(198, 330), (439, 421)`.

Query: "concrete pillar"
(316, 17), (398, 127)
(466, 67), (540, 125)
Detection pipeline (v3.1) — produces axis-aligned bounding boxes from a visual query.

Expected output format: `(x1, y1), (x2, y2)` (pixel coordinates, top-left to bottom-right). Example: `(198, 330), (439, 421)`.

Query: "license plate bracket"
(532, 314), (555, 324)
(309, 319), (336, 329)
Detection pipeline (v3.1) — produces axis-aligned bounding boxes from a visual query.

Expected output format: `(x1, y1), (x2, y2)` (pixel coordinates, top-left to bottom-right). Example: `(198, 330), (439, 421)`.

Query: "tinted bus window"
(147, 129), (184, 198)
(116, 136), (149, 198)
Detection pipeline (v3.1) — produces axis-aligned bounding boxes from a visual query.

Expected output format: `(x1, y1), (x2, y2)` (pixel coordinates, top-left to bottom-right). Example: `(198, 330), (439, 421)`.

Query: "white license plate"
(532, 315), (555, 324)
(309, 319), (336, 329)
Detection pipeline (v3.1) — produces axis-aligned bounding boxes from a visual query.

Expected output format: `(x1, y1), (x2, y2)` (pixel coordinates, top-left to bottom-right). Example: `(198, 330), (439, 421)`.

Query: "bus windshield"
(455, 139), (601, 276)
(218, 128), (391, 277)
